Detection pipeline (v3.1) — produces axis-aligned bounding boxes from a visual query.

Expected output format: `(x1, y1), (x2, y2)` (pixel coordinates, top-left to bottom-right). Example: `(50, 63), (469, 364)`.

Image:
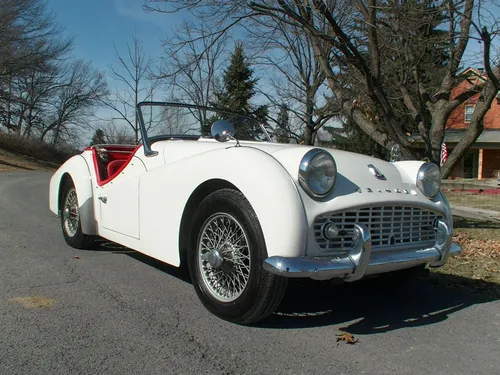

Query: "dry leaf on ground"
(336, 332), (359, 344)
(453, 233), (500, 259)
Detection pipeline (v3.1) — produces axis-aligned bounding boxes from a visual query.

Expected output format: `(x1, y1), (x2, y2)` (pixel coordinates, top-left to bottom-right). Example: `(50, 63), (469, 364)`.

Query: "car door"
(98, 156), (146, 239)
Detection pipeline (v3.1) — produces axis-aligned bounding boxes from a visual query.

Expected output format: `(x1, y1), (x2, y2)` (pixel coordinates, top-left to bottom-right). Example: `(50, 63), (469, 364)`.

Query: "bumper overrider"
(263, 220), (462, 281)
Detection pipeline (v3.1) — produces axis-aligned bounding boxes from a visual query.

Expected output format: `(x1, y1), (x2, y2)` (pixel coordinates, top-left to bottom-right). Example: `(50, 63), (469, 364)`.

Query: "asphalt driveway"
(0, 172), (499, 375)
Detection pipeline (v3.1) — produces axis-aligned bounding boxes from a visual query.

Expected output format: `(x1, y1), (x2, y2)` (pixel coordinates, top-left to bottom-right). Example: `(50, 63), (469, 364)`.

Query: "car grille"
(314, 205), (442, 253)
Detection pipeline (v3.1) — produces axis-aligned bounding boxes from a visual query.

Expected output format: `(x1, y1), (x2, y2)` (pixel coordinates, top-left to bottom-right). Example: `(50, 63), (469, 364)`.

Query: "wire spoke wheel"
(189, 189), (287, 324)
(63, 188), (80, 238)
(198, 213), (251, 302)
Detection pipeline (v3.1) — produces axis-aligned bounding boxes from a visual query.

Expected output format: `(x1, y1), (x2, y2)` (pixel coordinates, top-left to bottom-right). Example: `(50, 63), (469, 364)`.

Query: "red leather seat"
(107, 159), (127, 178)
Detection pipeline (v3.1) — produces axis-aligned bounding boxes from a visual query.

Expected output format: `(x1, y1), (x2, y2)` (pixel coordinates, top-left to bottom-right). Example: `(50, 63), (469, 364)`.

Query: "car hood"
(154, 138), (446, 216)
(234, 141), (416, 193)
(155, 139), (425, 198)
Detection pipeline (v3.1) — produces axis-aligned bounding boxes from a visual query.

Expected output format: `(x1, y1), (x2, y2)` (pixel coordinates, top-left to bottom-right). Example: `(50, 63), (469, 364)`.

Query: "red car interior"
(89, 144), (141, 186)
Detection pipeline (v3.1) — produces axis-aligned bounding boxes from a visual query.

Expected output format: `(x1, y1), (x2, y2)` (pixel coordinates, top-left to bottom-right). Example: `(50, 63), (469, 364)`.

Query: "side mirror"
(390, 143), (400, 162)
(211, 119), (235, 143)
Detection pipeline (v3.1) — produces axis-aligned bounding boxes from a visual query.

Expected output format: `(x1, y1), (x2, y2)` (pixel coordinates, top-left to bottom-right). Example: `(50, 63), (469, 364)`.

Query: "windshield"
(137, 102), (272, 148)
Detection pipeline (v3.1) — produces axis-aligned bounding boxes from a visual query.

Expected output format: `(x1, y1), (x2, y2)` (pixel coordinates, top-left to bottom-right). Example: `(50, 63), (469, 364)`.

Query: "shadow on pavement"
(260, 271), (500, 331)
(92, 238), (191, 283)
(91, 238), (499, 332)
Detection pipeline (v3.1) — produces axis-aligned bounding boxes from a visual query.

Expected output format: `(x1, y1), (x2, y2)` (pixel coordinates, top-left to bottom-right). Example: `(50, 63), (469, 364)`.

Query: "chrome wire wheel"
(197, 213), (251, 302)
(63, 188), (80, 238)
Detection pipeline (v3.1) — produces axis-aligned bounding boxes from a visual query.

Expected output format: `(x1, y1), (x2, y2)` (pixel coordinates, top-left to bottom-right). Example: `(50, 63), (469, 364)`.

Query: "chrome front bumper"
(263, 221), (462, 281)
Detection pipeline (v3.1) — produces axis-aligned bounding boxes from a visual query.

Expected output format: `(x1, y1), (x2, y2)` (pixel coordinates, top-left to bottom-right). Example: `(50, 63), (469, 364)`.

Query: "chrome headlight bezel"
(416, 162), (441, 199)
(298, 149), (337, 199)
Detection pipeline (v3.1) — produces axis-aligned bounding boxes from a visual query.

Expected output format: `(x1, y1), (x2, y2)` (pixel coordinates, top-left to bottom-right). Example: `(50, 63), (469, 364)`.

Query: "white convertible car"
(49, 102), (461, 324)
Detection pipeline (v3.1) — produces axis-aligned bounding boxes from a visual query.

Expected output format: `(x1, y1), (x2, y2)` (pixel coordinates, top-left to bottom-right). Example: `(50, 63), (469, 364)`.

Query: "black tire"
(60, 179), (95, 249)
(188, 189), (287, 325)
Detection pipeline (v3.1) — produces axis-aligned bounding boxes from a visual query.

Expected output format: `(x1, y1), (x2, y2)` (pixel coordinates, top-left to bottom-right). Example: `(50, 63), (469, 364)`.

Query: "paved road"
(1, 172), (499, 375)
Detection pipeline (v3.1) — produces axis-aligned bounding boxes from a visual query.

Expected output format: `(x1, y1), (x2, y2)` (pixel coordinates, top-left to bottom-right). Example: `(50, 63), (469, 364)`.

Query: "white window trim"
(464, 104), (475, 123)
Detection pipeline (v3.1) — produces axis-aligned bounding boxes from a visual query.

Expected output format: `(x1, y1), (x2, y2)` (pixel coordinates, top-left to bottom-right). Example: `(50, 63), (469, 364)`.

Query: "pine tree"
(90, 128), (106, 145)
(213, 42), (267, 140)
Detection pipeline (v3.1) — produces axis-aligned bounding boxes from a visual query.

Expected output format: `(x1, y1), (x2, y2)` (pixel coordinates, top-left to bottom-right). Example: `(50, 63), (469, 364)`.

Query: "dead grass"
(0, 149), (56, 171)
(431, 217), (500, 286)
(0, 132), (77, 166)
(0, 132), (79, 171)
(444, 191), (500, 212)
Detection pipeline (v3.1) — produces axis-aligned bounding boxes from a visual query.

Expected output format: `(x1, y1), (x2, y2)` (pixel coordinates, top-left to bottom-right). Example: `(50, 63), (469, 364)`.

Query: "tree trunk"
(440, 78), (499, 178)
(302, 126), (314, 145)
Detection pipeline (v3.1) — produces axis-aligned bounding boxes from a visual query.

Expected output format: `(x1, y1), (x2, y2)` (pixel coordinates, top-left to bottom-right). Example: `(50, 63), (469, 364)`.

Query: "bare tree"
(0, 0), (72, 135)
(0, 0), (72, 78)
(157, 20), (229, 130)
(144, 0), (500, 177)
(7, 62), (66, 138)
(248, 17), (340, 144)
(101, 121), (135, 144)
(102, 33), (158, 144)
(40, 60), (109, 145)
(249, 0), (500, 177)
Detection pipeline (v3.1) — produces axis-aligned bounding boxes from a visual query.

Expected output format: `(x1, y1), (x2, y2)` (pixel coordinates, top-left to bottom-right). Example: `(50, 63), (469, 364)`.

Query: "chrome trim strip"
(263, 218), (461, 281)
(263, 242), (461, 281)
(429, 220), (453, 268)
(344, 223), (371, 282)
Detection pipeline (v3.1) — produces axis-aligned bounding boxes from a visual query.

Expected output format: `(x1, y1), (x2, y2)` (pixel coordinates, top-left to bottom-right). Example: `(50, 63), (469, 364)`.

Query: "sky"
(45, 0), (180, 143)
(44, 0), (499, 146)
(45, 0), (500, 93)
(45, 0), (174, 78)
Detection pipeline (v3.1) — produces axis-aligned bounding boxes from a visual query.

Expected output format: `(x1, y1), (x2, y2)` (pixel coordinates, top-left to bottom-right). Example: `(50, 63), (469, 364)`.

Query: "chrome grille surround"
(314, 205), (442, 253)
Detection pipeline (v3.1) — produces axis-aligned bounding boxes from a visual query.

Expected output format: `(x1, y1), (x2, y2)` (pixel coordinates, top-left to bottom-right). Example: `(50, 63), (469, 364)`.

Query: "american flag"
(440, 142), (448, 166)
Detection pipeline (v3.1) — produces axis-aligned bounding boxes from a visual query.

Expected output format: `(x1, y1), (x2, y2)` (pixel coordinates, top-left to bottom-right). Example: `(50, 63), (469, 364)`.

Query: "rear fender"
(49, 155), (97, 235)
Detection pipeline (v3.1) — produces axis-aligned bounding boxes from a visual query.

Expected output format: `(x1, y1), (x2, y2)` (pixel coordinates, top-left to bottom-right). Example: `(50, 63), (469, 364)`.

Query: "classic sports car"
(49, 102), (461, 324)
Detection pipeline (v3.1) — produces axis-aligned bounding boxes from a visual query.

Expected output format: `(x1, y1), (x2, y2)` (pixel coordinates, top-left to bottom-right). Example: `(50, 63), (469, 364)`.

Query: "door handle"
(98, 196), (107, 204)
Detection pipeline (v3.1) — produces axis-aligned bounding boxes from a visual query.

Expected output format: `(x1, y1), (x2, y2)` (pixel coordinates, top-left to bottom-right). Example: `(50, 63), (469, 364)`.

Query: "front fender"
(139, 146), (308, 266)
(49, 154), (97, 235)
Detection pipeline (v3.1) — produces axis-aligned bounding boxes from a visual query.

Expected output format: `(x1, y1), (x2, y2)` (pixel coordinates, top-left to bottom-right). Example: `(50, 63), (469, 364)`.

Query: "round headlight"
(299, 149), (337, 198)
(416, 162), (441, 199)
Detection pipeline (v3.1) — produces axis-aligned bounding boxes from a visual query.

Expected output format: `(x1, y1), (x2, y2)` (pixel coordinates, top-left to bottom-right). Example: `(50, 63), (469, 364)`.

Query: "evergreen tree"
(213, 42), (267, 140)
(90, 128), (106, 145)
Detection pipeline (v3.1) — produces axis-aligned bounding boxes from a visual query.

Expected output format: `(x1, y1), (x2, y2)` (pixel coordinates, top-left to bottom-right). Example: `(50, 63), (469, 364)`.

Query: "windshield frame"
(137, 101), (273, 156)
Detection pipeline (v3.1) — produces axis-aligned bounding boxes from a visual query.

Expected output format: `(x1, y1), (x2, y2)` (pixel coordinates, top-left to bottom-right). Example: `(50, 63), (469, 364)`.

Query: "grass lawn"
(444, 191), (500, 212)
(430, 216), (500, 289)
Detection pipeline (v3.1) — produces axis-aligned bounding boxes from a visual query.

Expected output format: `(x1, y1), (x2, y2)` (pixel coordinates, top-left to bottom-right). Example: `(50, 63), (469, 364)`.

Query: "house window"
(465, 104), (474, 123)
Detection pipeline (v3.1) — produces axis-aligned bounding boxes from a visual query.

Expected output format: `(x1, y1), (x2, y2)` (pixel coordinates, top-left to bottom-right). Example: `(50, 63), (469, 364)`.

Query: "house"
(444, 68), (500, 179)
